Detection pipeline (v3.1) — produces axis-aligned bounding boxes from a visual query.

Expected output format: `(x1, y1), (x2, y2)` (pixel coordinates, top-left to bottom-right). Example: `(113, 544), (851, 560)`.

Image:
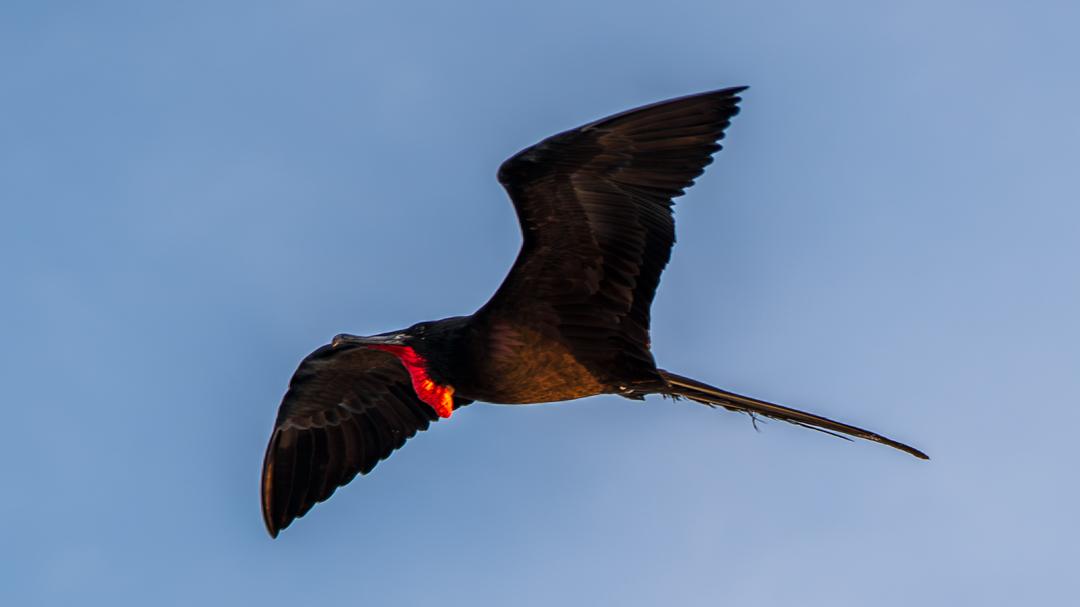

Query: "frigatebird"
(261, 87), (927, 537)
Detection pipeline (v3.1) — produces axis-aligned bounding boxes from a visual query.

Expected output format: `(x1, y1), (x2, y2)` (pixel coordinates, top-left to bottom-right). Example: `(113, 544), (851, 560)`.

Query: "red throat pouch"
(365, 344), (455, 418)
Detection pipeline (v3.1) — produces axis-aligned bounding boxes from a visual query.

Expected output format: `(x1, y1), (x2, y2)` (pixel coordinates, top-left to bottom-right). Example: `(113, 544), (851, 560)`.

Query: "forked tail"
(659, 370), (928, 459)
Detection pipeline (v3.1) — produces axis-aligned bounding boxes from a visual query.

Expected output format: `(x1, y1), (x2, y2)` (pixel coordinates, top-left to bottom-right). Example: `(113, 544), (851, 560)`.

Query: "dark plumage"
(261, 87), (927, 538)
(261, 344), (471, 533)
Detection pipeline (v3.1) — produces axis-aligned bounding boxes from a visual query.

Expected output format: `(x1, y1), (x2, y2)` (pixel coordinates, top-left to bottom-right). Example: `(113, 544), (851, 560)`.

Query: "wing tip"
(261, 487), (282, 539)
(261, 432), (287, 539)
(668, 84), (750, 107)
(716, 84), (749, 97)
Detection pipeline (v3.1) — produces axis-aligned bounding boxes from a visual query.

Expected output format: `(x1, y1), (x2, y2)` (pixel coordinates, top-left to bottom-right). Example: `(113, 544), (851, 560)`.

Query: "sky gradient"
(4, 1), (1079, 605)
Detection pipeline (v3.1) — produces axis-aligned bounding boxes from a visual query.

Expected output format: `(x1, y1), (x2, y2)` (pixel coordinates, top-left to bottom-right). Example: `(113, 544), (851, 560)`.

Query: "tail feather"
(658, 370), (928, 460)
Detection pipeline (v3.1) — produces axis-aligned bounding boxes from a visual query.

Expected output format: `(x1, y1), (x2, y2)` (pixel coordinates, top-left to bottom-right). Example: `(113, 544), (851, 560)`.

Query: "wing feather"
(481, 87), (747, 383)
(260, 344), (470, 537)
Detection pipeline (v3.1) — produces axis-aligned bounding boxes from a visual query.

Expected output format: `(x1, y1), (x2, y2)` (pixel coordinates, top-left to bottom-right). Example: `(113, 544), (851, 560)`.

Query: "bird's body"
(261, 87), (927, 538)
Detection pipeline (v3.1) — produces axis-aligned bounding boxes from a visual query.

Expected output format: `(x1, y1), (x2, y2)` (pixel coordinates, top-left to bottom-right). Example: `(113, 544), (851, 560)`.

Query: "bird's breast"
(462, 320), (606, 404)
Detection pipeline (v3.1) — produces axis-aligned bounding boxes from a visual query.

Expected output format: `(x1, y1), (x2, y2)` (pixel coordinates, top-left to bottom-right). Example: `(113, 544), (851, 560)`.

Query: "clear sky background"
(4, 1), (1078, 605)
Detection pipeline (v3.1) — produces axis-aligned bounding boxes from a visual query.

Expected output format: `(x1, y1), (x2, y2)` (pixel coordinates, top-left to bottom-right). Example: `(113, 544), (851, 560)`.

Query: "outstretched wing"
(261, 344), (470, 537)
(480, 87), (747, 383)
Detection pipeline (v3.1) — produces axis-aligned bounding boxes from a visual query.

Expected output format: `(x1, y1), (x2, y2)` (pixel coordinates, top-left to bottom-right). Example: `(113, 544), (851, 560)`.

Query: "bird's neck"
(366, 344), (455, 418)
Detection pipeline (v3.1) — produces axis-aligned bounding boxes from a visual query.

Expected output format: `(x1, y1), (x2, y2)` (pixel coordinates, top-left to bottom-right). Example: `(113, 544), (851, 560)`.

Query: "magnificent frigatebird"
(261, 87), (927, 537)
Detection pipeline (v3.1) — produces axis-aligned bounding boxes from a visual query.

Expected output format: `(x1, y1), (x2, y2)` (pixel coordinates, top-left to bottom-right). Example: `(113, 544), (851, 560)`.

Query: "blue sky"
(4, 1), (1079, 605)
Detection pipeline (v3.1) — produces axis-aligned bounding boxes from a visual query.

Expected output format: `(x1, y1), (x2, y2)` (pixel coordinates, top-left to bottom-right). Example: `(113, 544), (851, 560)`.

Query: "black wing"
(261, 344), (470, 537)
(480, 87), (747, 383)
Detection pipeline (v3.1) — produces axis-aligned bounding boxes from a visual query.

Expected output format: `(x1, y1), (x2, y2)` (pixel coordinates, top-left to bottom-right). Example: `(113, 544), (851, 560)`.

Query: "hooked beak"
(331, 331), (407, 349)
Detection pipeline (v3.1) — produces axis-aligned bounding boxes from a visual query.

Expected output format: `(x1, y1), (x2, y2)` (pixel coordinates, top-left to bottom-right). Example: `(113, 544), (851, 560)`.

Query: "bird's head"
(331, 317), (467, 418)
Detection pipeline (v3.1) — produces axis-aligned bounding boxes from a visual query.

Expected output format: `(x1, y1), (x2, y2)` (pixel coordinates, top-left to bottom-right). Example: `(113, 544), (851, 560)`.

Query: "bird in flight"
(261, 87), (927, 537)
